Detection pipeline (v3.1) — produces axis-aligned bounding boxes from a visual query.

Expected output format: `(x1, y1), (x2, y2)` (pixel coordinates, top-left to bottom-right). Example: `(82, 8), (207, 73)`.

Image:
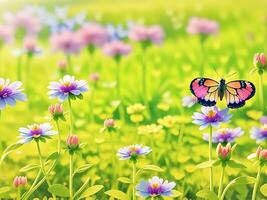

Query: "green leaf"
(136, 165), (164, 176)
(196, 160), (220, 169)
(117, 177), (132, 184)
(73, 164), (94, 176)
(260, 184), (267, 197)
(46, 152), (59, 162)
(230, 176), (256, 186)
(79, 185), (104, 198)
(227, 160), (246, 169)
(48, 184), (70, 197)
(196, 189), (218, 200)
(0, 143), (23, 165)
(105, 190), (129, 200)
(0, 186), (12, 195)
(19, 163), (39, 172)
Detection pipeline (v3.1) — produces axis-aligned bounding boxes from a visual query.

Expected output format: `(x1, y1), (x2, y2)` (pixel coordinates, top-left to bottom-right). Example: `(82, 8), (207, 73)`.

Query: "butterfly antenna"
(212, 66), (222, 79)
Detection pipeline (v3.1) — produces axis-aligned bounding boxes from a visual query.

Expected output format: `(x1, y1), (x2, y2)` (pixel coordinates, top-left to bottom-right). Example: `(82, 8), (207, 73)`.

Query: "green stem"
(36, 141), (56, 200)
(16, 56), (22, 81)
(116, 60), (124, 121)
(209, 125), (214, 192)
(56, 121), (61, 154)
(132, 162), (136, 200)
(218, 166), (225, 198)
(259, 74), (265, 113)
(69, 154), (74, 199)
(252, 166), (262, 200)
(22, 169), (42, 199)
(68, 98), (73, 135)
(17, 187), (21, 200)
(89, 84), (95, 123)
(73, 177), (90, 199)
(66, 54), (73, 74)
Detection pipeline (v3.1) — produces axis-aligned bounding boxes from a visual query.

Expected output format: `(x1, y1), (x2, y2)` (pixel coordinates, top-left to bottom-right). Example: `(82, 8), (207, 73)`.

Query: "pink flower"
(49, 104), (65, 121)
(77, 23), (108, 48)
(6, 10), (41, 36)
(89, 73), (100, 82)
(58, 60), (67, 70)
(186, 17), (219, 35)
(23, 36), (40, 55)
(216, 143), (231, 161)
(103, 41), (131, 57)
(129, 24), (164, 44)
(67, 135), (79, 149)
(0, 25), (14, 44)
(50, 30), (82, 55)
(254, 53), (266, 68)
(104, 119), (115, 127)
(13, 176), (27, 187)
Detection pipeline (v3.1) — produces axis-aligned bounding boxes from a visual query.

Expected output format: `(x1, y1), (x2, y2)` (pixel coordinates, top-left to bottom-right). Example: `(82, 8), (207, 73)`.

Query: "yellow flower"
(127, 103), (146, 115)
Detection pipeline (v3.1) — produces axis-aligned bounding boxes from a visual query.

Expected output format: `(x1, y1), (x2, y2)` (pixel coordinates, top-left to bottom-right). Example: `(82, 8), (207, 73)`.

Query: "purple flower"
(0, 25), (14, 45)
(117, 144), (151, 161)
(192, 106), (232, 130)
(203, 127), (244, 143)
(136, 176), (176, 197)
(18, 123), (57, 144)
(48, 75), (88, 101)
(186, 17), (219, 36)
(182, 95), (198, 107)
(103, 41), (131, 57)
(23, 36), (41, 55)
(260, 116), (267, 124)
(250, 124), (267, 143)
(0, 78), (26, 110)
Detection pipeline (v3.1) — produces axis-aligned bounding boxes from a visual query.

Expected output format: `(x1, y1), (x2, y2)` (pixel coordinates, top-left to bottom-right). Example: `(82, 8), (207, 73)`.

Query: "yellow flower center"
(151, 183), (160, 189)
(63, 81), (71, 87)
(0, 84), (3, 91)
(263, 124), (267, 131)
(207, 110), (216, 118)
(220, 128), (228, 134)
(129, 146), (138, 153)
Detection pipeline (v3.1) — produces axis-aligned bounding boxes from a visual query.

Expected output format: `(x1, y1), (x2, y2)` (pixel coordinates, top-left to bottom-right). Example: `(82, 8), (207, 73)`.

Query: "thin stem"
(259, 74), (265, 113)
(36, 141), (56, 200)
(132, 162), (136, 200)
(252, 166), (262, 200)
(68, 98), (73, 135)
(56, 121), (61, 154)
(22, 169), (42, 199)
(17, 187), (21, 200)
(89, 84), (95, 123)
(66, 54), (73, 74)
(218, 166), (225, 198)
(69, 154), (74, 200)
(116, 60), (124, 120)
(16, 56), (22, 81)
(209, 125), (214, 192)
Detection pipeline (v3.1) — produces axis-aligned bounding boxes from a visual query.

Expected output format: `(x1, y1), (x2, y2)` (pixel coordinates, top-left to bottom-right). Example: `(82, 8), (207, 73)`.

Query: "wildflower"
(138, 124), (163, 135)
(216, 143), (232, 161)
(18, 123), (57, 144)
(158, 115), (179, 129)
(129, 24), (164, 46)
(127, 103), (146, 123)
(250, 124), (267, 143)
(136, 176), (176, 197)
(0, 25), (14, 45)
(0, 78), (26, 110)
(50, 30), (82, 55)
(186, 17), (219, 36)
(117, 144), (151, 162)
(89, 73), (100, 82)
(100, 119), (118, 133)
(203, 127), (243, 143)
(103, 40), (131, 58)
(13, 176), (27, 188)
(192, 106), (232, 130)
(66, 135), (79, 153)
(260, 116), (267, 124)
(182, 95), (198, 107)
(23, 36), (41, 56)
(49, 104), (65, 121)
(48, 75), (88, 101)
(254, 53), (266, 70)
(249, 146), (267, 165)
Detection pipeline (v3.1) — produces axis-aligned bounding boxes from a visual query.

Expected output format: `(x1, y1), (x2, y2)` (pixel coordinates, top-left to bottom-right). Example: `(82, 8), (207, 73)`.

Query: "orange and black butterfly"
(190, 78), (256, 109)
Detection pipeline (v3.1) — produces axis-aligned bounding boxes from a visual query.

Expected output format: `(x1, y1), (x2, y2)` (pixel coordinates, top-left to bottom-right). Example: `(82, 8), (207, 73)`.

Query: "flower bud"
(256, 146), (263, 158)
(260, 116), (267, 125)
(67, 135), (79, 150)
(58, 60), (67, 70)
(13, 176), (27, 188)
(49, 104), (65, 121)
(216, 143), (231, 161)
(104, 119), (115, 128)
(89, 73), (100, 82)
(259, 150), (267, 161)
(254, 53), (266, 70)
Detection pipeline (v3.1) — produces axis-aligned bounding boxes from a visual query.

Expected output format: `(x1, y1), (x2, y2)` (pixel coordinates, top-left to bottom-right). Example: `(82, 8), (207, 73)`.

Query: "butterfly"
(190, 78), (256, 109)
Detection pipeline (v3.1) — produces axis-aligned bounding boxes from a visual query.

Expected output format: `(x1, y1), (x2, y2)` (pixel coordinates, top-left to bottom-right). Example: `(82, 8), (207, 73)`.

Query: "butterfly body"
(190, 77), (255, 109)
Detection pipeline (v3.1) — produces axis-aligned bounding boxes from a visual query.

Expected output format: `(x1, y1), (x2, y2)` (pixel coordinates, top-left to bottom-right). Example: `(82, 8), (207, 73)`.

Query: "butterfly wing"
(225, 80), (256, 109)
(190, 78), (220, 107)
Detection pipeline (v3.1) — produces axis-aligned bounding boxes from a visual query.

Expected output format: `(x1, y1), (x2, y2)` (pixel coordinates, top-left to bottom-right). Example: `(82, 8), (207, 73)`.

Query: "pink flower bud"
(23, 37), (37, 52)
(104, 119), (115, 127)
(254, 53), (266, 68)
(256, 146), (263, 158)
(90, 73), (100, 82)
(13, 176), (27, 188)
(216, 143), (231, 161)
(58, 60), (67, 70)
(260, 116), (267, 124)
(67, 135), (79, 149)
(259, 149), (267, 160)
(49, 104), (64, 121)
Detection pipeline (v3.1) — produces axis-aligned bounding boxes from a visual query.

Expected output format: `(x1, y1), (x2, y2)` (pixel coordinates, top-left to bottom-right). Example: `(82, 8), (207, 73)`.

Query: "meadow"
(0, 0), (267, 199)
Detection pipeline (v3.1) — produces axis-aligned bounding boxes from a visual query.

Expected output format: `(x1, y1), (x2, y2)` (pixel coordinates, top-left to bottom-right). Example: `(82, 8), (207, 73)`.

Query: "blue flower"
(0, 78), (26, 110)
(18, 123), (57, 144)
(250, 124), (267, 143)
(136, 176), (176, 197)
(117, 144), (151, 161)
(203, 127), (244, 143)
(48, 75), (88, 101)
(192, 106), (232, 130)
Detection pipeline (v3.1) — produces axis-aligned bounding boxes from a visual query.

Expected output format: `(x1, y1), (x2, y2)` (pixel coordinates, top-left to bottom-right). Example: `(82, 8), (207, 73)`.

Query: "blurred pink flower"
(77, 23), (108, 48)
(103, 41), (131, 57)
(90, 72), (100, 82)
(58, 60), (67, 70)
(23, 36), (40, 54)
(0, 25), (14, 44)
(5, 10), (41, 36)
(129, 25), (164, 44)
(13, 176), (27, 188)
(50, 30), (82, 55)
(254, 53), (266, 68)
(186, 17), (219, 35)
